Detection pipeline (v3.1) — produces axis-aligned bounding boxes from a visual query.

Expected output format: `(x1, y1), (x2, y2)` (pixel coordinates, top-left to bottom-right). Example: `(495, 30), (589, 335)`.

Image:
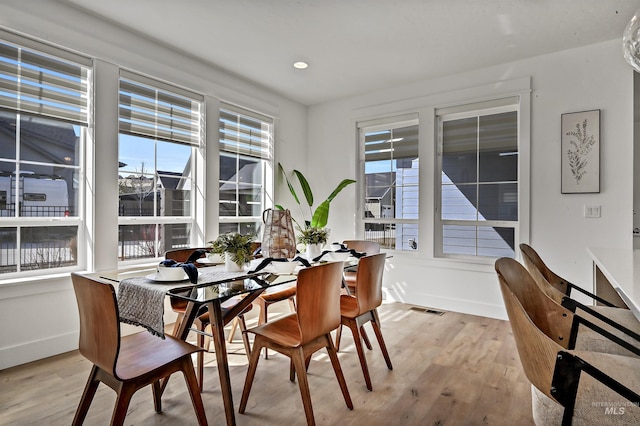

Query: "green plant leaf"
(275, 204), (285, 210)
(278, 163), (301, 206)
(292, 169), (314, 207)
(326, 179), (356, 202)
(311, 200), (330, 228)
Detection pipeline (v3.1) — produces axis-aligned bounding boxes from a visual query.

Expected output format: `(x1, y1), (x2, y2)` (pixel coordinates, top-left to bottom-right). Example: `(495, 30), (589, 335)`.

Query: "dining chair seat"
(253, 282), (297, 359)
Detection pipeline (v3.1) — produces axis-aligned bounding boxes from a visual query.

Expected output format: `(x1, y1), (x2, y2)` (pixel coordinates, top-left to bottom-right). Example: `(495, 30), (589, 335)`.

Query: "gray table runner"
(117, 268), (251, 338)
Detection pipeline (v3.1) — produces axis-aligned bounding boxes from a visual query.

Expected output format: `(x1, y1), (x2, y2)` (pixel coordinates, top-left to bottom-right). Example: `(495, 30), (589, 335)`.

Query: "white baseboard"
(0, 331), (78, 370)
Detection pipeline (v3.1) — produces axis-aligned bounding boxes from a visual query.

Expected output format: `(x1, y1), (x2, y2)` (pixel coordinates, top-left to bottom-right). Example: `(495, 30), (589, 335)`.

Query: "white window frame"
(0, 31), (92, 278)
(117, 71), (204, 264)
(357, 113), (419, 251)
(218, 103), (274, 236)
(435, 96), (527, 261)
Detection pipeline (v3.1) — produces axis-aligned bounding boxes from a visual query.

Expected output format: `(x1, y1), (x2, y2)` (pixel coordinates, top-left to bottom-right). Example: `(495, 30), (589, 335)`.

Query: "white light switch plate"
(584, 205), (601, 218)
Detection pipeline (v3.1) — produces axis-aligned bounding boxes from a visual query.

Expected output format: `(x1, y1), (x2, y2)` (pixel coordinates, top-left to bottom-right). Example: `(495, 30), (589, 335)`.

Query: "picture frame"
(561, 109), (600, 194)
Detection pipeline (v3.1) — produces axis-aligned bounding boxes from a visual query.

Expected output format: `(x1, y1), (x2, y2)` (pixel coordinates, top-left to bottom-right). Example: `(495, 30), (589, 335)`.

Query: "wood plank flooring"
(0, 302), (534, 425)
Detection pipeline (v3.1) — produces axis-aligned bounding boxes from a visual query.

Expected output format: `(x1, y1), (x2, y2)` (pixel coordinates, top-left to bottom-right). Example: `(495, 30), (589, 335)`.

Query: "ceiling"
(63, 0), (640, 106)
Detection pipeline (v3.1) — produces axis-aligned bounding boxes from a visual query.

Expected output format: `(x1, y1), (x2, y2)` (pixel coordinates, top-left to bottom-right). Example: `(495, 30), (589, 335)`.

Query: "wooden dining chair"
(335, 252), (392, 391)
(342, 240), (380, 294)
(520, 243), (640, 353)
(164, 247), (252, 391)
(495, 258), (640, 425)
(165, 247), (209, 336)
(70, 273), (208, 426)
(239, 261), (353, 426)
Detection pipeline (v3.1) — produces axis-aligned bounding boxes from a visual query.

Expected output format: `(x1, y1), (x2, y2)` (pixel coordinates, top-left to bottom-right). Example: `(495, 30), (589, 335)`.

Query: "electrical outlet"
(584, 205), (601, 218)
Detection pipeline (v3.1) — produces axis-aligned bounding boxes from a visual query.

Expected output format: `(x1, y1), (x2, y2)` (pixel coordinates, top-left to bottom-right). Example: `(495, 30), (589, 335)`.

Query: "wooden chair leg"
(152, 380), (162, 413)
(72, 365), (101, 426)
(324, 334), (353, 409)
(288, 296), (296, 312)
(239, 336), (265, 414)
(238, 315), (252, 359)
(347, 317), (373, 391)
(180, 357), (209, 426)
(111, 383), (136, 426)
(258, 302), (271, 359)
(171, 312), (184, 337)
(335, 324), (343, 350)
(371, 309), (393, 370)
(227, 317), (239, 343)
(196, 323), (206, 392)
(291, 346), (316, 426)
(360, 326), (373, 350)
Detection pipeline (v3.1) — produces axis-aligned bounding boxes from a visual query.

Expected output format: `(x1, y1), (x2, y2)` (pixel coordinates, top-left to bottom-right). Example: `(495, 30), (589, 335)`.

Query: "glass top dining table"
(98, 264), (298, 426)
(167, 270), (298, 426)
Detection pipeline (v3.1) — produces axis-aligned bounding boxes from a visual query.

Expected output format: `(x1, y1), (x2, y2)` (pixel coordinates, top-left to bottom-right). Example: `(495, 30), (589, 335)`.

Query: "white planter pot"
(225, 254), (243, 272)
(306, 243), (323, 260)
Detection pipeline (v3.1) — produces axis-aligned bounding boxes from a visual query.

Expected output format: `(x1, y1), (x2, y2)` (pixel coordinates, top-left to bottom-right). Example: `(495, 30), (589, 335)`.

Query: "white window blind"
(0, 40), (90, 125)
(119, 72), (203, 146)
(220, 104), (272, 159)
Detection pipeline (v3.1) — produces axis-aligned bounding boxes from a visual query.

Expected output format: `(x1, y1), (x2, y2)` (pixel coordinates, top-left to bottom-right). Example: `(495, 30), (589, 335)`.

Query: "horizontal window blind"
(364, 125), (419, 162)
(220, 104), (272, 159)
(119, 74), (203, 146)
(0, 40), (90, 125)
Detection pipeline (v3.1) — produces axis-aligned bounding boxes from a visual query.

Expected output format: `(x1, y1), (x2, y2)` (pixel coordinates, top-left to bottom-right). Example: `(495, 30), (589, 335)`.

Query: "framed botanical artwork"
(561, 109), (600, 194)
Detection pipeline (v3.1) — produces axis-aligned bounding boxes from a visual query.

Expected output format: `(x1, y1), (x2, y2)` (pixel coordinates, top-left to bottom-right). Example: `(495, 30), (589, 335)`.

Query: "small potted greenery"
(297, 226), (328, 259)
(209, 232), (255, 271)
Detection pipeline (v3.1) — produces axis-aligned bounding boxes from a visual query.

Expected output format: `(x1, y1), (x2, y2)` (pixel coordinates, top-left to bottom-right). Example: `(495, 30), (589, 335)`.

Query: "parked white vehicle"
(0, 171), (69, 217)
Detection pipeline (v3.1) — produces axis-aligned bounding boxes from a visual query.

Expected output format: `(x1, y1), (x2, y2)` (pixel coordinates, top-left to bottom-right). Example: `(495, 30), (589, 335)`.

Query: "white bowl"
(157, 265), (187, 281)
(271, 261), (298, 274)
(328, 251), (351, 262)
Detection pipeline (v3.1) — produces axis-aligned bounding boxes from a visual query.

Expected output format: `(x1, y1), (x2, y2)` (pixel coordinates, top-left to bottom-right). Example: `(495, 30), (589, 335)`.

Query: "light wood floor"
(0, 302), (534, 425)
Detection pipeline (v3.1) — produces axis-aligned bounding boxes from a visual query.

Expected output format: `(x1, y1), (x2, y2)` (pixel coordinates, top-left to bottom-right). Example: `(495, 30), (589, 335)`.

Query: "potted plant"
(277, 163), (355, 259)
(297, 226), (329, 259)
(209, 232), (255, 271)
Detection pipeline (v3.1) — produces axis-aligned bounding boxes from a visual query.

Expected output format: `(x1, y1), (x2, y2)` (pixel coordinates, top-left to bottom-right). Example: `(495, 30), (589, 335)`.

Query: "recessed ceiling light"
(293, 61), (309, 69)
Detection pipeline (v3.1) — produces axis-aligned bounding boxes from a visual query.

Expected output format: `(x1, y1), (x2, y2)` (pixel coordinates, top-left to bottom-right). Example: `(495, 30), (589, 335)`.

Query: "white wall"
(0, 1), (634, 369)
(0, 1), (307, 369)
(308, 39), (634, 319)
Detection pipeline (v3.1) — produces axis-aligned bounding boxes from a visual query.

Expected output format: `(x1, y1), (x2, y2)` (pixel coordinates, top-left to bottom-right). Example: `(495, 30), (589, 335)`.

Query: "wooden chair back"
(494, 258), (564, 404)
(519, 243), (569, 297)
(342, 240), (380, 255)
(71, 273), (120, 379)
(354, 253), (386, 314)
(496, 257), (574, 348)
(164, 247), (209, 264)
(296, 261), (343, 345)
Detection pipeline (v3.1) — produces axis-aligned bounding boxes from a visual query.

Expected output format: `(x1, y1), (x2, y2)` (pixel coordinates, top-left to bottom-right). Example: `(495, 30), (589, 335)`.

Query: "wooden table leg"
(208, 300), (236, 426)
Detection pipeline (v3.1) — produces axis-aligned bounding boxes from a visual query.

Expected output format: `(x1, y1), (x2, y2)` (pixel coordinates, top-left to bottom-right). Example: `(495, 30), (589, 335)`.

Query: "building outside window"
(0, 35), (91, 276)
(218, 104), (273, 236)
(436, 98), (519, 259)
(358, 114), (419, 250)
(118, 71), (203, 261)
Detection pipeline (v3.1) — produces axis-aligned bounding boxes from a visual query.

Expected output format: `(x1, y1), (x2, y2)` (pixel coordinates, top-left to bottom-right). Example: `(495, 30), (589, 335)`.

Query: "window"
(118, 71), (203, 261)
(218, 104), (273, 235)
(437, 98), (519, 259)
(358, 114), (419, 250)
(0, 35), (91, 275)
